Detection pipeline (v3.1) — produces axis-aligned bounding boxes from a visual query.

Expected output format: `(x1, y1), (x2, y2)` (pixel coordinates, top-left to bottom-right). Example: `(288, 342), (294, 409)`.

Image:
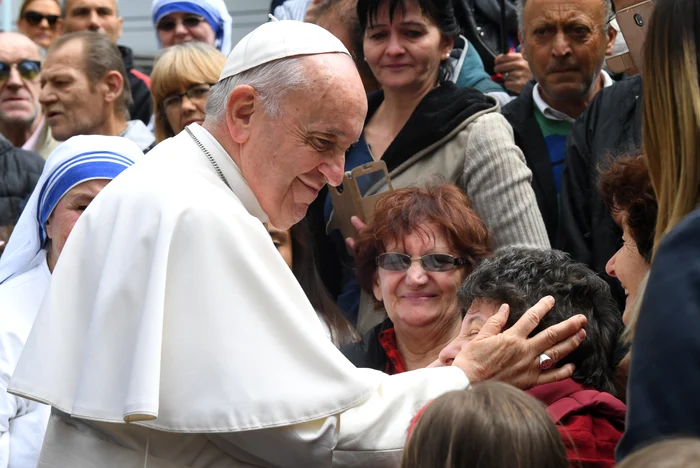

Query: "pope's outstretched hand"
(446, 296), (587, 389)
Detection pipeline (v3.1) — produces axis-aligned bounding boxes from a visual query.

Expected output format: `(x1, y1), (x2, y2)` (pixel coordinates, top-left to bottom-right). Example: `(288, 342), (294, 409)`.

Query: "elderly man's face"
(240, 54), (367, 230)
(62, 0), (123, 43)
(40, 39), (109, 141)
(0, 33), (42, 129)
(521, 0), (616, 102)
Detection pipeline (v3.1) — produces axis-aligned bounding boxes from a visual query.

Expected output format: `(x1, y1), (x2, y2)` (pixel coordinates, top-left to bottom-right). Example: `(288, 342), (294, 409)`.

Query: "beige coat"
(348, 105), (550, 334)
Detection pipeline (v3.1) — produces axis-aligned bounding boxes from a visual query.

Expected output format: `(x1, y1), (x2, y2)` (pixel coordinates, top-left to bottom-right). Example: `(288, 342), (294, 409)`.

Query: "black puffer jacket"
(341, 318), (393, 371)
(558, 76), (643, 305)
(0, 135), (44, 251)
(119, 45), (153, 126)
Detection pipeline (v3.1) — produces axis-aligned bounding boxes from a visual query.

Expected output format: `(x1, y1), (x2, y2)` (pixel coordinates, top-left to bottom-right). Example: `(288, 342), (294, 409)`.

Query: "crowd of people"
(0, 0), (699, 466)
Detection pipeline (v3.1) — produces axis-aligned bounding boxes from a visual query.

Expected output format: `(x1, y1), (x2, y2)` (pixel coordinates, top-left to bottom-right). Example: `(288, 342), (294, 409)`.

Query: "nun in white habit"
(8, 21), (585, 468)
(0, 135), (143, 468)
(151, 0), (233, 54)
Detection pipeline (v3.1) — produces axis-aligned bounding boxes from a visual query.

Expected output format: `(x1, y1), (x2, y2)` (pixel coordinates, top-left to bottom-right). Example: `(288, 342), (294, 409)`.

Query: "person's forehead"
(0, 38), (41, 62)
(280, 56), (365, 131)
(525, 0), (605, 23)
(66, 0), (117, 12)
(161, 11), (196, 19)
(45, 42), (87, 73)
(25, 0), (61, 13)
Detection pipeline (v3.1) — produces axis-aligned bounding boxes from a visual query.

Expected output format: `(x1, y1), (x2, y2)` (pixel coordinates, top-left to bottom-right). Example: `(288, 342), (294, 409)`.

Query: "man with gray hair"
(40, 31), (155, 151)
(501, 0), (617, 245)
(8, 20), (586, 466)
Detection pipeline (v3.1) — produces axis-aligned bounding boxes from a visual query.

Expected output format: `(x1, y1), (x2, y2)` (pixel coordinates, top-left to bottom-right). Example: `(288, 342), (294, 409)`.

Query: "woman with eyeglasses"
(341, 184), (491, 373)
(151, 0), (233, 54)
(150, 42), (225, 143)
(16, 0), (61, 52)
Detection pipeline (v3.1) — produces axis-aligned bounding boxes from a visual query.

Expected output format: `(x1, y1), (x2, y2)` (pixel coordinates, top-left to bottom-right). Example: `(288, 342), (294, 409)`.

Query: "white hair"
(517, 0), (613, 33)
(205, 56), (314, 123)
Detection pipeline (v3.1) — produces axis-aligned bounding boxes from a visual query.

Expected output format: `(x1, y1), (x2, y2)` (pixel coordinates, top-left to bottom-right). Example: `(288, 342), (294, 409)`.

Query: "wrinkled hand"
(345, 216), (367, 251)
(451, 297), (587, 389)
(494, 53), (533, 95)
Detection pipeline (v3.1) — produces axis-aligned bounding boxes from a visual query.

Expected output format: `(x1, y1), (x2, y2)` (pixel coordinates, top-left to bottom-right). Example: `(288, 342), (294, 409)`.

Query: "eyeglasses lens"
(0, 61), (41, 83)
(158, 16), (202, 31)
(24, 11), (59, 26)
(422, 254), (454, 272)
(377, 253), (458, 272)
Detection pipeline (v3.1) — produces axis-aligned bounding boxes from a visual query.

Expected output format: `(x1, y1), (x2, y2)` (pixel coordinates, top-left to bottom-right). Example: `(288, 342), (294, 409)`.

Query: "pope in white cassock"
(8, 20), (587, 467)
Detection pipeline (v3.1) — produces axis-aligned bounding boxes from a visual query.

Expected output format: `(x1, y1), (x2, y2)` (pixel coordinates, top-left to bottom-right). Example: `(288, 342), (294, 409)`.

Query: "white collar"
(532, 70), (613, 123)
(185, 123), (269, 224)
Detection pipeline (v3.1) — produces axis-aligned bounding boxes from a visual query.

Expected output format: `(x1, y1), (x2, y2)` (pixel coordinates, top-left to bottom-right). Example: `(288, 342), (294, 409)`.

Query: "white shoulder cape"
(9, 125), (378, 432)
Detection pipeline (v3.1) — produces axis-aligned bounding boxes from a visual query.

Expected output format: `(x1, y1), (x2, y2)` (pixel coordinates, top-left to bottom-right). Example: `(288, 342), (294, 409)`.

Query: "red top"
(527, 378), (627, 468)
(378, 327), (407, 375)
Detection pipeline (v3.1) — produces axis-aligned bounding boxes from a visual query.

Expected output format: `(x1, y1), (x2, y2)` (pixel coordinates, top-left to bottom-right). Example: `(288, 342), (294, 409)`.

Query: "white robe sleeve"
(208, 367), (468, 467)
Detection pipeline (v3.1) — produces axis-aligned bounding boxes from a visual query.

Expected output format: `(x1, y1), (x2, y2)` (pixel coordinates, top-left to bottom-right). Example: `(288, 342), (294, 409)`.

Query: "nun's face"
(45, 179), (109, 271)
(156, 12), (216, 48)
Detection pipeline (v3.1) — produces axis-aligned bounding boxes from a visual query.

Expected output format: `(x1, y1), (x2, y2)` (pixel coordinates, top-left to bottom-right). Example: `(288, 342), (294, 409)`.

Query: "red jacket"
(527, 378), (626, 468)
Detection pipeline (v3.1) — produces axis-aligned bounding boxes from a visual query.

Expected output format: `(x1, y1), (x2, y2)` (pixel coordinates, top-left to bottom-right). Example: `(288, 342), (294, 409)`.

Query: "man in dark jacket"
(558, 76), (642, 300)
(60, 0), (153, 126)
(501, 0), (616, 244)
(0, 134), (44, 255)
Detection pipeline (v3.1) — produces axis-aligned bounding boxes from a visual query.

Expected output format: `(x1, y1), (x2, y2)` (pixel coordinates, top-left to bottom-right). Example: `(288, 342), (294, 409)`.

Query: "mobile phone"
(327, 160), (393, 242)
(606, 0), (655, 73)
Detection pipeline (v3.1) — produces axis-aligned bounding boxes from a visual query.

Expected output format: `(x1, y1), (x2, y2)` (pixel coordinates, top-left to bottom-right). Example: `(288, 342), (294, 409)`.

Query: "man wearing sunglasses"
(0, 35), (46, 256)
(60, 0), (153, 126)
(0, 32), (59, 158)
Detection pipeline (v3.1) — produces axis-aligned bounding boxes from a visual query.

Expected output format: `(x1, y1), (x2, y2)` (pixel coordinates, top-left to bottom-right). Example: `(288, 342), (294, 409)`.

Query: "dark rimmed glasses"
(0, 60), (41, 84)
(157, 15), (206, 31)
(161, 83), (215, 112)
(23, 11), (60, 27)
(376, 253), (470, 272)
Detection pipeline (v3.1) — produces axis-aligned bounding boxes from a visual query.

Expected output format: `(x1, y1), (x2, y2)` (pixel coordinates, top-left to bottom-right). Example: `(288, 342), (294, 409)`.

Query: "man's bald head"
(0, 32), (42, 60)
(0, 32), (43, 138)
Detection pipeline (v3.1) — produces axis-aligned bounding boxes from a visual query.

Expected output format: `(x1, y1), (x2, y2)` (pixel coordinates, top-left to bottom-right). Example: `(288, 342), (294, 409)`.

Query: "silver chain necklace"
(185, 127), (232, 190)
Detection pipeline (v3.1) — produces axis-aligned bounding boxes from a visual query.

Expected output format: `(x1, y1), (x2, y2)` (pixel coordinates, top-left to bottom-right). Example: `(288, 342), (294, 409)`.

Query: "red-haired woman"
(341, 184), (491, 373)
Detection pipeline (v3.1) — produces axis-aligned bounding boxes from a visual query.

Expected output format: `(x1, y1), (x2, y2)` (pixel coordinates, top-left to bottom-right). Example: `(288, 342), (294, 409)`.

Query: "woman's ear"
(372, 273), (383, 302)
(441, 35), (456, 60)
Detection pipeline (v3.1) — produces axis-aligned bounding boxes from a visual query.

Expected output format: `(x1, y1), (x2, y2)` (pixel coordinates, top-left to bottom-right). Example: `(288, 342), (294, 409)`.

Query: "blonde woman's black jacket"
(557, 76), (642, 304)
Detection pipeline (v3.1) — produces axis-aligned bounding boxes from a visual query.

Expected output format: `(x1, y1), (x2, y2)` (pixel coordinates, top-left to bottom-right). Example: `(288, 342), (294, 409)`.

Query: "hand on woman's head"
(450, 297), (587, 389)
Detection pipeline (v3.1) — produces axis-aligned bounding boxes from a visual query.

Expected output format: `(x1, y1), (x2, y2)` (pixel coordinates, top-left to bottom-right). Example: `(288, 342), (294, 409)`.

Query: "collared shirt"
(532, 70), (614, 123)
(378, 327), (407, 375)
(21, 116), (44, 153)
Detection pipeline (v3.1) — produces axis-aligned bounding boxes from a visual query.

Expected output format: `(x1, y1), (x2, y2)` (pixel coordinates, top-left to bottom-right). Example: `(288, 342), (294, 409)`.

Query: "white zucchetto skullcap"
(219, 20), (350, 81)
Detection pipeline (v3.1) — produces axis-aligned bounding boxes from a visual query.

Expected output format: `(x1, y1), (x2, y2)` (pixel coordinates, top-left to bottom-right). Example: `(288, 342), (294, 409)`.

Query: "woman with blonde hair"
(617, 0), (700, 459)
(150, 41), (226, 143)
